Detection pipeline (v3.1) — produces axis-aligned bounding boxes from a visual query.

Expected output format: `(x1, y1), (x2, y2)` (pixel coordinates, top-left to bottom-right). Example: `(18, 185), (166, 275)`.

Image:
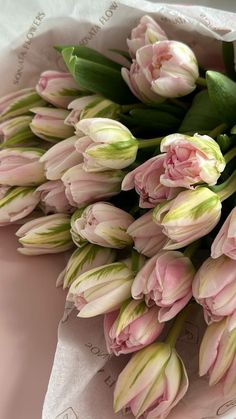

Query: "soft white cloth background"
(0, 226), (66, 419)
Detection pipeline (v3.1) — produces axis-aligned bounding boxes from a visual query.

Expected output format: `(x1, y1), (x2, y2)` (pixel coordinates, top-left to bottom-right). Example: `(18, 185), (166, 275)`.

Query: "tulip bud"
(75, 118), (138, 171)
(36, 70), (83, 108)
(122, 40), (199, 103)
(127, 15), (168, 57)
(132, 250), (194, 322)
(0, 186), (40, 226)
(37, 180), (74, 214)
(114, 342), (188, 418)
(160, 133), (225, 188)
(199, 319), (236, 394)
(69, 260), (135, 318)
(16, 213), (74, 255)
(71, 202), (134, 249)
(39, 135), (83, 180)
(0, 116), (37, 148)
(57, 243), (116, 288)
(30, 107), (74, 143)
(0, 147), (46, 186)
(192, 255), (236, 326)
(122, 155), (180, 208)
(65, 95), (99, 127)
(80, 96), (121, 120)
(62, 163), (124, 208)
(104, 299), (164, 355)
(211, 207), (236, 260)
(122, 61), (163, 105)
(127, 210), (167, 257)
(70, 208), (87, 246)
(0, 88), (45, 122)
(153, 187), (222, 250)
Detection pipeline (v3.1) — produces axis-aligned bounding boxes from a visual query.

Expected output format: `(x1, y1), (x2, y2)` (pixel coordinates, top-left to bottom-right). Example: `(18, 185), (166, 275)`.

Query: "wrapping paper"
(1, 1), (236, 418)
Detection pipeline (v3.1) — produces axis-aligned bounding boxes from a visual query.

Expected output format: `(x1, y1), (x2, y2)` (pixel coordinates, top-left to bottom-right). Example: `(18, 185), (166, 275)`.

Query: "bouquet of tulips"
(1, 14), (236, 419)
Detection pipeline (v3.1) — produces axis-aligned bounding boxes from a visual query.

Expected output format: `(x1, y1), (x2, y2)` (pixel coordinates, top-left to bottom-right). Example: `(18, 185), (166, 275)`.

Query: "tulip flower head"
(160, 133), (225, 188)
(65, 95), (99, 127)
(199, 319), (236, 394)
(40, 135), (83, 180)
(132, 250), (194, 322)
(57, 243), (116, 288)
(153, 187), (222, 250)
(75, 118), (138, 171)
(211, 207), (236, 260)
(0, 186), (40, 226)
(30, 107), (74, 142)
(127, 210), (168, 257)
(71, 202), (134, 249)
(192, 255), (236, 327)
(16, 213), (73, 255)
(0, 116), (36, 147)
(36, 70), (83, 108)
(37, 180), (74, 214)
(0, 88), (45, 122)
(114, 342), (188, 418)
(104, 299), (164, 355)
(0, 147), (45, 186)
(62, 164), (124, 208)
(127, 15), (168, 57)
(122, 154), (180, 208)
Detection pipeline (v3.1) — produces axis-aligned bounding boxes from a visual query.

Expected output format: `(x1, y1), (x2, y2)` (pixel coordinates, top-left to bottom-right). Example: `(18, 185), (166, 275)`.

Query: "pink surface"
(0, 225), (66, 419)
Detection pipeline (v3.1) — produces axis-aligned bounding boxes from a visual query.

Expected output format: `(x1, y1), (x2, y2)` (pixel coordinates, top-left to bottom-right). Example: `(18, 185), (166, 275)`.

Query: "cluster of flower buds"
(1, 12), (236, 419)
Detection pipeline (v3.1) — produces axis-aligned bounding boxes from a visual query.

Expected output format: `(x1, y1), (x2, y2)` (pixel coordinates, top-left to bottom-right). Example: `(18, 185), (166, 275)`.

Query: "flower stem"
(224, 146), (236, 164)
(184, 240), (201, 259)
(196, 76), (207, 87)
(210, 169), (236, 201)
(165, 304), (193, 347)
(121, 103), (146, 113)
(138, 137), (163, 149)
(208, 123), (228, 139)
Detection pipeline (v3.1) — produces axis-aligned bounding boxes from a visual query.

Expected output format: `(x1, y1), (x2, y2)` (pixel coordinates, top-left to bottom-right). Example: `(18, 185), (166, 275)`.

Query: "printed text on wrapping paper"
(13, 12), (45, 85)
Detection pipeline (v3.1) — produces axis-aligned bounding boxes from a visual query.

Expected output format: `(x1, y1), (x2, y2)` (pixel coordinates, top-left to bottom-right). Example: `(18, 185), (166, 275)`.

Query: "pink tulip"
(122, 155), (180, 208)
(137, 40), (198, 99)
(127, 15), (168, 57)
(132, 251), (194, 322)
(65, 95), (98, 126)
(30, 107), (74, 142)
(160, 133), (225, 188)
(0, 186), (40, 226)
(199, 319), (236, 394)
(37, 180), (74, 214)
(62, 163), (124, 208)
(104, 299), (164, 355)
(192, 255), (236, 327)
(211, 207), (236, 260)
(127, 210), (167, 257)
(36, 70), (82, 108)
(0, 88), (45, 122)
(39, 136), (83, 180)
(121, 60), (163, 104)
(0, 148), (45, 186)
(114, 342), (188, 419)
(72, 202), (134, 249)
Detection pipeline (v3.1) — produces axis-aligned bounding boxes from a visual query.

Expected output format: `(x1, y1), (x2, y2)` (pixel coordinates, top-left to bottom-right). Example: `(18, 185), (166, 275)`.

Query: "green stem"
(224, 146), (236, 164)
(169, 98), (188, 110)
(210, 169), (236, 201)
(138, 137), (163, 149)
(196, 76), (207, 87)
(165, 304), (193, 347)
(121, 103), (145, 113)
(184, 240), (201, 259)
(208, 123), (228, 139)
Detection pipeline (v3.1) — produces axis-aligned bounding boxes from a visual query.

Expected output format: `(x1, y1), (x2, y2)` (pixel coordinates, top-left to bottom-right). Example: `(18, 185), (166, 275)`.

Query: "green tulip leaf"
(206, 70), (236, 125)
(179, 90), (222, 133)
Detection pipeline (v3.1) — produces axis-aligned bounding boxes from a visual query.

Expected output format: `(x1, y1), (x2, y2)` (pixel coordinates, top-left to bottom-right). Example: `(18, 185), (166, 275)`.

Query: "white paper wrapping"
(1, 1), (236, 418)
